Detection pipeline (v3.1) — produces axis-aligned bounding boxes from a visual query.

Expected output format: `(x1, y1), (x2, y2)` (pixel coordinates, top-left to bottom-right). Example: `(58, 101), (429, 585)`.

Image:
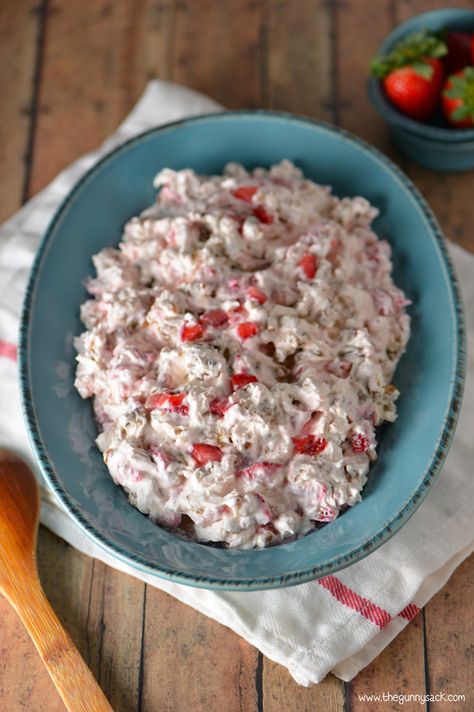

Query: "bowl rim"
(19, 110), (466, 590)
(369, 7), (474, 141)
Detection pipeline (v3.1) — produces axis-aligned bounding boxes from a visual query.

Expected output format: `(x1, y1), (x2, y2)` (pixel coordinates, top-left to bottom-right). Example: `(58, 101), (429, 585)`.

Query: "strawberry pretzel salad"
(74, 160), (410, 549)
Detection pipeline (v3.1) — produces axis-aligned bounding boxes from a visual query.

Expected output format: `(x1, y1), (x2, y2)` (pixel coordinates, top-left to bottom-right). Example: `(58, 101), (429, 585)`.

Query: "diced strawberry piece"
(191, 443), (223, 466)
(209, 397), (230, 416)
(317, 505), (338, 522)
(351, 433), (369, 453)
(292, 434), (328, 456)
(166, 393), (186, 408)
(181, 322), (205, 341)
(200, 309), (229, 328)
(145, 393), (169, 409)
(129, 468), (144, 482)
(236, 462), (281, 480)
(146, 392), (189, 415)
(233, 185), (258, 202)
(247, 286), (268, 304)
(228, 278), (241, 291)
(326, 360), (352, 379)
(148, 445), (172, 467)
(236, 321), (259, 339)
(255, 492), (273, 523)
(230, 214), (246, 234)
(232, 300), (245, 314)
(231, 373), (258, 391)
(298, 253), (318, 279)
(253, 205), (273, 224)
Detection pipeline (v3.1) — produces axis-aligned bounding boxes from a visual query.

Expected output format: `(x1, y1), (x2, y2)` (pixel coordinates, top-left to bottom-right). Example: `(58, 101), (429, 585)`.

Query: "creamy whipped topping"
(74, 160), (410, 549)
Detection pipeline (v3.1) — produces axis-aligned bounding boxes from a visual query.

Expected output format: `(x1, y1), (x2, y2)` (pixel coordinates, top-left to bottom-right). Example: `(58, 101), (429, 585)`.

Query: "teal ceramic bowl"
(20, 112), (465, 590)
(368, 8), (474, 171)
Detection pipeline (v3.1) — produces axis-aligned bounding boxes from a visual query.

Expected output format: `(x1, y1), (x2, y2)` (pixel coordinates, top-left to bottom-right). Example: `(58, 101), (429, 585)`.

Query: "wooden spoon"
(0, 448), (113, 711)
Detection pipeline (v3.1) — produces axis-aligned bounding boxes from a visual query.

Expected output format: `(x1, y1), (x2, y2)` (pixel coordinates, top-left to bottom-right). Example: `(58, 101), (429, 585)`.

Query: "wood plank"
(0, 3), (63, 710)
(349, 615), (426, 711)
(263, 662), (344, 712)
(0, 592), (66, 712)
(264, 0), (332, 120)
(80, 557), (145, 711)
(37, 527), (145, 712)
(139, 586), (259, 712)
(423, 554), (474, 712)
(0, 0), (39, 221)
(171, 0), (262, 108)
(335, 0), (394, 147)
(0, 528), (94, 712)
(28, 0), (175, 196)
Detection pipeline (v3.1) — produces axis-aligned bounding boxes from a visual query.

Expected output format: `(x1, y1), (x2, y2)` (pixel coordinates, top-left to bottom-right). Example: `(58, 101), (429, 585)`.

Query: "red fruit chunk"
(351, 433), (369, 453)
(233, 185), (258, 202)
(298, 253), (317, 279)
(230, 214), (246, 234)
(209, 397), (230, 416)
(166, 393), (186, 408)
(236, 462), (281, 480)
(247, 286), (268, 304)
(230, 300), (245, 316)
(445, 32), (473, 74)
(326, 359), (352, 379)
(231, 373), (258, 391)
(292, 434), (327, 456)
(200, 309), (229, 328)
(253, 205), (273, 224)
(254, 492), (273, 523)
(146, 392), (189, 415)
(181, 322), (205, 341)
(191, 443), (223, 466)
(236, 321), (259, 339)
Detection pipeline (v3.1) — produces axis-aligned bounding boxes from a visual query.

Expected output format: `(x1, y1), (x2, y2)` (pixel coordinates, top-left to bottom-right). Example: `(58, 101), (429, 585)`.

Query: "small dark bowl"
(368, 8), (474, 171)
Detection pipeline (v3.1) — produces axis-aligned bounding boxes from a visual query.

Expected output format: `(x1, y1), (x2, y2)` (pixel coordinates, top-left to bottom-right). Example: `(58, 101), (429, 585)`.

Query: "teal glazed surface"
(368, 8), (474, 172)
(19, 112), (465, 590)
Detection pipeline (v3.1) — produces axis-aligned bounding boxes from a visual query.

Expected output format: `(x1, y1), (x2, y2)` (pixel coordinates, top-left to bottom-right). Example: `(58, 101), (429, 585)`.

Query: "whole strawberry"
(442, 67), (474, 128)
(371, 31), (447, 121)
(444, 32), (473, 74)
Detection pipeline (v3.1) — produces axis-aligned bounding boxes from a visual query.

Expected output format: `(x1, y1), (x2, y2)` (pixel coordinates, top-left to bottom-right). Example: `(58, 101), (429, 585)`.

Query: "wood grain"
(0, 0), (39, 221)
(139, 586), (259, 712)
(0, 4), (67, 710)
(264, 0), (332, 120)
(28, 0), (175, 196)
(0, 453), (111, 712)
(263, 661), (344, 712)
(424, 554), (474, 712)
(335, 0), (394, 145)
(171, 0), (262, 108)
(82, 560), (145, 712)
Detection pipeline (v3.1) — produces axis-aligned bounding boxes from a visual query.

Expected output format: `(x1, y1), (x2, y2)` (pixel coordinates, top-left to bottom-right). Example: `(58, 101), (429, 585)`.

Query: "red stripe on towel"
(318, 575), (392, 630)
(0, 340), (17, 361)
(399, 603), (420, 621)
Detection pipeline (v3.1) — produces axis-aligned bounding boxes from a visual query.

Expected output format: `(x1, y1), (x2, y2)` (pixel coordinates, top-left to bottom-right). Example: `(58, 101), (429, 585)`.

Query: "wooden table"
(1, 1), (473, 710)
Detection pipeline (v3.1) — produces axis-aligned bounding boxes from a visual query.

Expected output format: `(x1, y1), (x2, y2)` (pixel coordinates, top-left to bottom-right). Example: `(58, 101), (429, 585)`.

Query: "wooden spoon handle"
(9, 573), (113, 712)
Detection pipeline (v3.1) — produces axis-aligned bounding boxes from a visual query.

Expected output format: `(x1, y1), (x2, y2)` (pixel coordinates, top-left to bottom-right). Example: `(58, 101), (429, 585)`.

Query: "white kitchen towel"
(1, 81), (473, 686)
